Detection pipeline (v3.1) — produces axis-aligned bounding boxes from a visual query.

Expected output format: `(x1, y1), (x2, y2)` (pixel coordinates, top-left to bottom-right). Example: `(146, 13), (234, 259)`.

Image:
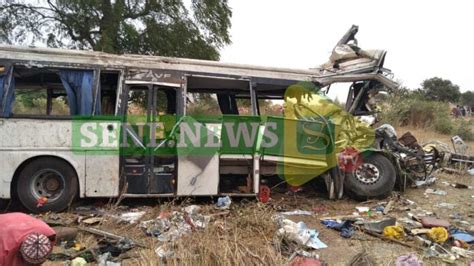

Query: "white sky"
(219, 0), (473, 100)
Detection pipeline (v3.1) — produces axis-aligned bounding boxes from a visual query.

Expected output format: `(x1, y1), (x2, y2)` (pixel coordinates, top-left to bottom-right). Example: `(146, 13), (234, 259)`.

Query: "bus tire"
(16, 157), (78, 213)
(344, 153), (396, 201)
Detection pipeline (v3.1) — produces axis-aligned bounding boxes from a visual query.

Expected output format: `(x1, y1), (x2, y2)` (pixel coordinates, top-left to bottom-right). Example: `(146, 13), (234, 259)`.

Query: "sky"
(219, 0), (473, 100)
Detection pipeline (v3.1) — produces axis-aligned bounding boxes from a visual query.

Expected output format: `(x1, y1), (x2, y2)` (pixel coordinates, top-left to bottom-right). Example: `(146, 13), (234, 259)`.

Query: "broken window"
(98, 71), (120, 115)
(11, 67), (72, 116)
(255, 84), (286, 116)
(5, 66), (97, 117)
(186, 76), (254, 116)
(186, 92), (222, 116)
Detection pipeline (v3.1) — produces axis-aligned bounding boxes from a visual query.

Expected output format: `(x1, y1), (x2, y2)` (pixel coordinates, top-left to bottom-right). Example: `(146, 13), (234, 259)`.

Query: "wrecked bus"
(0, 26), (401, 212)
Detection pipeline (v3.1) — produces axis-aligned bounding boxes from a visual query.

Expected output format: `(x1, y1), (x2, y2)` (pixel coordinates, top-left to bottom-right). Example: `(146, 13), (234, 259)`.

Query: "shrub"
(434, 115), (454, 134)
(380, 93), (474, 140)
(380, 94), (450, 128)
(453, 120), (474, 141)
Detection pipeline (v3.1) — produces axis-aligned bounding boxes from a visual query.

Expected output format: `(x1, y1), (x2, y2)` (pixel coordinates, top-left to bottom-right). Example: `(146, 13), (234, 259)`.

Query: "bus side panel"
(0, 151), (86, 199)
(0, 119), (86, 198)
(177, 154), (219, 195)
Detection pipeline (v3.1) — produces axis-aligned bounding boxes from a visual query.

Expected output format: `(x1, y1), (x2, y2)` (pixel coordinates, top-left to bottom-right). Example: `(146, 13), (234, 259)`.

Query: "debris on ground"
(274, 217), (327, 250)
(395, 253), (422, 266)
(280, 210), (313, 216)
(383, 225), (405, 240)
(424, 188), (447, 196)
(420, 217), (450, 228)
(426, 227), (449, 243)
(320, 219), (355, 238)
(362, 217), (396, 234)
(216, 196), (232, 209)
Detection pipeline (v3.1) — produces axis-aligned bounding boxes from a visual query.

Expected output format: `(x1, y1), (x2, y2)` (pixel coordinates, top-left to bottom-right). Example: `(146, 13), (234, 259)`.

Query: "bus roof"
(0, 43), (398, 89)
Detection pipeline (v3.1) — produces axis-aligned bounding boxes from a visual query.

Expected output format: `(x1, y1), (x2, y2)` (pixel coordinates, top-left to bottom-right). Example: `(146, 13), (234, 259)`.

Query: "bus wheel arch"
(12, 156), (79, 213)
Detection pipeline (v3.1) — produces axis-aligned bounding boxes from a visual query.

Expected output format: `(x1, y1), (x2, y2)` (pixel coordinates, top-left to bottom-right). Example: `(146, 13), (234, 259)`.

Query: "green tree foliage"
(0, 0), (232, 59)
(461, 91), (474, 108)
(420, 77), (461, 102)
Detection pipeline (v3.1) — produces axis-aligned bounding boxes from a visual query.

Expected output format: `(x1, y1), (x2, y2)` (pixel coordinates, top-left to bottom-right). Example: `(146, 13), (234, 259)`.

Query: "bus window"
(127, 86), (148, 116)
(258, 99), (284, 116)
(12, 67), (70, 116)
(186, 92), (221, 116)
(99, 71), (120, 115)
(186, 76), (253, 116)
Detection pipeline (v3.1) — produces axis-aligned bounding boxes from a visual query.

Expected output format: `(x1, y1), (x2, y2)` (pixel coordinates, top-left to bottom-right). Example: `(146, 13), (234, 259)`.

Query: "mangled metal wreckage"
(0, 25), (464, 213)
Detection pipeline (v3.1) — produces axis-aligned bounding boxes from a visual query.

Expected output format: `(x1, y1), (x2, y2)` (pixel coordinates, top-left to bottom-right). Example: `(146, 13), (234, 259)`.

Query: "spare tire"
(344, 153), (396, 200)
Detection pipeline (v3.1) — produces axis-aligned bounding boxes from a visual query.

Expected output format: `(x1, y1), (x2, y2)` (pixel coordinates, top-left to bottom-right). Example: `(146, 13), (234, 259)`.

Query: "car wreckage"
(0, 25), (472, 212)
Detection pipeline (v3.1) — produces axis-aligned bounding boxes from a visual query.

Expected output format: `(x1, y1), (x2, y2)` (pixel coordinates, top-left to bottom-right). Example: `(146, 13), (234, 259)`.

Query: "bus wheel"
(16, 158), (78, 213)
(344, 153), (396, 200)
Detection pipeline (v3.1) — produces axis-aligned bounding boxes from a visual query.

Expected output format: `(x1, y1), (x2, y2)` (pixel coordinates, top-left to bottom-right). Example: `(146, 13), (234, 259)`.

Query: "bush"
(434, 115), (455, 134)
(380, 93), (474, 140)
(453, 120), (474, 141)
(380, 94), (450, 128)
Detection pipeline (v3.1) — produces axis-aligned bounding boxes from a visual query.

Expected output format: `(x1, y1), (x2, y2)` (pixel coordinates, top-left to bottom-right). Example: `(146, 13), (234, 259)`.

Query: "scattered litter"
(374, 205), (384, 212)
(140, 208), (209, 242)
(435, 202), (456, 209)
(426, 227), (448, 243)
(451, 247), (474, 259)
(420, 217), (450, 228)
(355, 206), (370, 213)
(216, 196), (232, 209)
(414, 236), (432, 247)
(383, 199), (395, 215)
(424, 188), (447, 196)
(449, 213), (463, 220)
(410, 228), (430, 235)
(71, 257), (87, 266)
(117, 211), (146, 224)
(397, 217), (423, 231)
(183, 205), (201, 214)
(467, 168), (474, 175)
(414, 176), (436, 187)
(383, 226), (405, 240)
(425, 243), (457, 264)
(97, 238), (135, 257)
(275, 218), (327, 249)
(362, 217), (396, 234)
(441, 181), (451, 186)
(97, 252), (121, 266)
(451, 183), (469, 189)
(395, 253), (422, 266)
(450, 229), (474, 243)
(155, 245), (174, 258)
(81, 217), (103, 225)
(280, 210), (313, 216)
(320, 219), (354, 238)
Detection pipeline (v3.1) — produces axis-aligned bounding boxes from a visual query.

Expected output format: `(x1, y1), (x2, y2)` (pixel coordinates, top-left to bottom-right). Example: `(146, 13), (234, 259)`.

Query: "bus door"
(122, 84), (178, 195)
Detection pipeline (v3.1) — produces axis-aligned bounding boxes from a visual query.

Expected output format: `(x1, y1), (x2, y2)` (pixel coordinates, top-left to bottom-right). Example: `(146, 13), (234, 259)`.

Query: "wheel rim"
(30, 169), (66, 201)
(354, 163), (380, 184)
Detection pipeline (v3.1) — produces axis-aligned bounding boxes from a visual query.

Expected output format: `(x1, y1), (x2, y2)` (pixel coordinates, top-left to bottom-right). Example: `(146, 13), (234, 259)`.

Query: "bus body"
(0, 26), (399, 212)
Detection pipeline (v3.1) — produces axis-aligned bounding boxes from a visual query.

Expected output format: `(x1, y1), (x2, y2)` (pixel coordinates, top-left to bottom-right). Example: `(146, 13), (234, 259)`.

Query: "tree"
(0, 0), (232, 60)
(461, 91), (474, 108)
(420, 77), (461, 102)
